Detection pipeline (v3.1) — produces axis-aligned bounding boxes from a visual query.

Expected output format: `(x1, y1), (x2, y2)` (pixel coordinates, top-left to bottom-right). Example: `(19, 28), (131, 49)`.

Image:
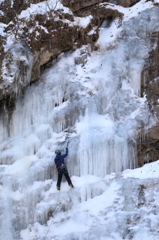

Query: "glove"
(66, 147), (68, 150)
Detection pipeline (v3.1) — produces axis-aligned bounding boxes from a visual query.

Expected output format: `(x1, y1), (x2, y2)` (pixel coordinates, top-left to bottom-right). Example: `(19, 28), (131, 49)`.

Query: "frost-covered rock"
(62, 0), (140, 13)
(74, 46), (90, 65)
(138, 25), (159, 166)
(0, 0), (100, 99)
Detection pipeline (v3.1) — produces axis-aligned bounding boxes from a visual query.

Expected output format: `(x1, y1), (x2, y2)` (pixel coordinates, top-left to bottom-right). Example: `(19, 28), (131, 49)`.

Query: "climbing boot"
(56, 186), (60, 191)
(69, 184), (74, 188)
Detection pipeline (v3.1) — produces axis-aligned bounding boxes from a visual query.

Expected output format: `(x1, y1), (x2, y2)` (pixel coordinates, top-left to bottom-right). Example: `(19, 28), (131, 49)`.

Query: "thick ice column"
(77, 115), (137, 177)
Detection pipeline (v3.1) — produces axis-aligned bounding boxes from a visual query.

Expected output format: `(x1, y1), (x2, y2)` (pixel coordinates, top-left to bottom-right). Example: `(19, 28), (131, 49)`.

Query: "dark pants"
(57, 167), (73, 188)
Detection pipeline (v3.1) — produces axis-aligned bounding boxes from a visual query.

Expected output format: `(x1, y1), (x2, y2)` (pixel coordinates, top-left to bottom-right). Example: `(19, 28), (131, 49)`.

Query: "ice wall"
(0, 7), (159, 176)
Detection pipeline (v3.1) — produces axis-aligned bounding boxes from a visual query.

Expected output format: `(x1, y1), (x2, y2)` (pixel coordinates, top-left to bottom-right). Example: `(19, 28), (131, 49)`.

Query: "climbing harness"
(43, 191), (60, 240)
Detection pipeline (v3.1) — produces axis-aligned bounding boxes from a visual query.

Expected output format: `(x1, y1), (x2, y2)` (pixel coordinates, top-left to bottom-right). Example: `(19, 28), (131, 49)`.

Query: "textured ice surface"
(20, 162), (159, 240)
(1, 1), (158, 176)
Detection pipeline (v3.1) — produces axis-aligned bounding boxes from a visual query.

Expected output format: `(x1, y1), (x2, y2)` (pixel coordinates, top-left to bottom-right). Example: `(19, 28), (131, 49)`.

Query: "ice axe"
(66, 139), (69, 148)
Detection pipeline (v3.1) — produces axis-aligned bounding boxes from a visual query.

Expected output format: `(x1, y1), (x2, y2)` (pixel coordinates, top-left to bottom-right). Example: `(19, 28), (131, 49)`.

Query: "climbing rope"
(43, 191), (60, 240)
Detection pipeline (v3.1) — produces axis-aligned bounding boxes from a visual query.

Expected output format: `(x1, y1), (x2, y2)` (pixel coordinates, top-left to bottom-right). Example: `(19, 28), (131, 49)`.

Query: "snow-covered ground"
(19, 161), (159, 240)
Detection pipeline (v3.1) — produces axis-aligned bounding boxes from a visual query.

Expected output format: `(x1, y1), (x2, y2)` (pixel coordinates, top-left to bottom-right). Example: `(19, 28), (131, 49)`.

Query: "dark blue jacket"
(54, 149), (68, 168)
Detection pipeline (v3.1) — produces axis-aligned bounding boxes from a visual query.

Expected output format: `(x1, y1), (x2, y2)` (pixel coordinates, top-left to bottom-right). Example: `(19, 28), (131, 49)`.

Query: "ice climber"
(54, 147), (74, 190)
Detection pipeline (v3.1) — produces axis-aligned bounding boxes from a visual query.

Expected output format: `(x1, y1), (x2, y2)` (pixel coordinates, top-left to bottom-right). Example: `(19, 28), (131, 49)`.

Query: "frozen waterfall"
(0, 9), (157, 176)
(0, 2), (159, 240)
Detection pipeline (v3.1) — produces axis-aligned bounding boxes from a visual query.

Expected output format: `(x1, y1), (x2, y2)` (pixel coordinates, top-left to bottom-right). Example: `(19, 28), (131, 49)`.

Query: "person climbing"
(54, 144), (74, 191)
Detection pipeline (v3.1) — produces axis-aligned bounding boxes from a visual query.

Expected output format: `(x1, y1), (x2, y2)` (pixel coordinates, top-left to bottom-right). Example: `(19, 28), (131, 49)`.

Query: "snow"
(19, 0), (71, 20)
(80, 181), (120, 216)
(100, 0), (154, 20)
(0, 10), (4, 16)
(76, 15), (93, 28)
(123, 160), (159, 179)
(19, 163), (159, 240)
(0, 22), (6, 36)
(98, 18), (121, 48)
(6, 155), (38, 175)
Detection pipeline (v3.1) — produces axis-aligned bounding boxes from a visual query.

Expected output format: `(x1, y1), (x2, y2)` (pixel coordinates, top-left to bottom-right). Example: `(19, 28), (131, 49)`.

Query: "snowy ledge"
(122, 160), (159, 179)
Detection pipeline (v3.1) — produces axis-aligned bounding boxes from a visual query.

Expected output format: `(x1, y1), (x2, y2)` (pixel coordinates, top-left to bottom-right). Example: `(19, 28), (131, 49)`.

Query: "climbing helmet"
(55, 149), (61, 155)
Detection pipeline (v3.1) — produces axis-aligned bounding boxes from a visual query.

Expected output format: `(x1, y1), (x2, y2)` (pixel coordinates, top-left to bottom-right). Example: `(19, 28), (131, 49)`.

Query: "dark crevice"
(101, 16), (113, 28)
(129, 0), (140, 7)
(40, 49), (73, 74)
(73, 3), (101, 15)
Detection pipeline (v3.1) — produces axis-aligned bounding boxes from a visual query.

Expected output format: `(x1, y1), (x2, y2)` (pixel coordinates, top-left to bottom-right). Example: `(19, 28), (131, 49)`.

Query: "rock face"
(73, 3), (124, 18)
(61, 0), (140, 13)
(0, 0), (45, 24)
(138, 32), (159, 166)
(0, 0), (125, 100)
(0, 11), (95, 99)
(0, 0), (140, 102)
